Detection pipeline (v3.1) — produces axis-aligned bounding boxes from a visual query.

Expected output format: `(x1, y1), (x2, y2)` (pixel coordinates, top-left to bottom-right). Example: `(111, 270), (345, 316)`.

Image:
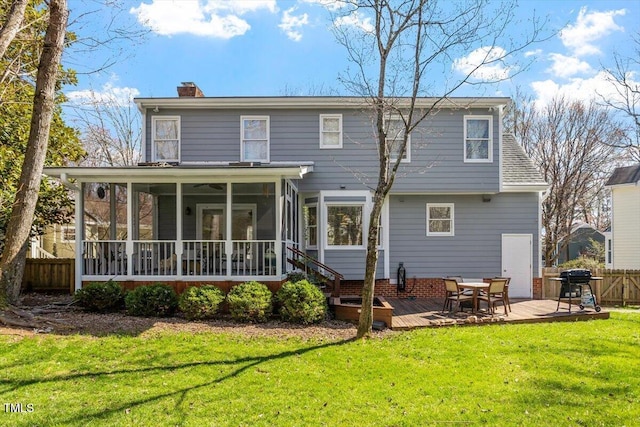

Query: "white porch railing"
(82, 240), (127, 276)
(82, 240), (278, 278)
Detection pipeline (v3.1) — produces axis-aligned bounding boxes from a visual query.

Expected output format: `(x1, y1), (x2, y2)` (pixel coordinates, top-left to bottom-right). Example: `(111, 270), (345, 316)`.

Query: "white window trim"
(241, 115), (270, 162)
(426, 203), (455, 236)
(304, 203), (318, 249)
(319, 114), (343, 149)
(385, 116), (411, 163)
(61, 224), (76, 243)
(463, 115), (493, 163)
(151, 116), (181, 163)
(324, 202), (366, 250)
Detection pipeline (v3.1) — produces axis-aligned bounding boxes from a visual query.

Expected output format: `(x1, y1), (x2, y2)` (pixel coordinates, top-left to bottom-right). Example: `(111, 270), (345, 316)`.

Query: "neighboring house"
(605, 164), (640, 269)
(44, 83), (547, 298)
(556, 223), (605, 265)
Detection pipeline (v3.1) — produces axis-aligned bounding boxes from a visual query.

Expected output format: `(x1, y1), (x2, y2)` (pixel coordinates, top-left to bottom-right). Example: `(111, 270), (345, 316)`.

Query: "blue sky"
(63, 0), (640, 109)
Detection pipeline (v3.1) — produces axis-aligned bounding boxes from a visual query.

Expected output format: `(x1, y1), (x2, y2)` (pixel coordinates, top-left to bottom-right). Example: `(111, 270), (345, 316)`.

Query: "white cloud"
(547, 53), (593, 78)
(453, 46), (512, 81)
(301, 0), (347, 11)
(67, 82), (140, 107)
(130, 0), (276, 38)
(334, 10), (374, 33)
(530, 70), (637, 108)
(560, 7), (626, 56)
(524, 49), (543, 58)
(279, 7), (309, 42)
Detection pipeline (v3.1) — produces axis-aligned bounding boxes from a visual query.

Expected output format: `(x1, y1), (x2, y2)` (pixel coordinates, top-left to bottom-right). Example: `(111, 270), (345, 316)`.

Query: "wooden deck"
(388, 298), (610, 330)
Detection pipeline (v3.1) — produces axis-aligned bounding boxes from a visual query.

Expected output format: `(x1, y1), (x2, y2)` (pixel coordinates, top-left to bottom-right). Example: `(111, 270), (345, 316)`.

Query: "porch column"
(176, 183), (183, 278)
(225, 182), (232, 279)
(74, 182), (83, 291)
(126, 182), (133, 277)
(275, 179), (282, 277)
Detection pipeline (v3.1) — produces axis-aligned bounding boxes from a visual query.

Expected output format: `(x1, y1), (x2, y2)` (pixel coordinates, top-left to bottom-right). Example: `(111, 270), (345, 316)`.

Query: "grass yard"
(1, 313), (639, 426)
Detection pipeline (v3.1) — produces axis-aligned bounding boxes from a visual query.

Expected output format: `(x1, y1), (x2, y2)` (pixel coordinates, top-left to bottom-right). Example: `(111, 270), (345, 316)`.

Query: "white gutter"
(134, 96), (511, 112)
(59, 173), (80, 191)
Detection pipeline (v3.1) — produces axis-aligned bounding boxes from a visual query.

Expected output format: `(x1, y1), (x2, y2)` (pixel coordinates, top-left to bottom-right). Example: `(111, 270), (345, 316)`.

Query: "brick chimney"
(177, 82), (204, 97)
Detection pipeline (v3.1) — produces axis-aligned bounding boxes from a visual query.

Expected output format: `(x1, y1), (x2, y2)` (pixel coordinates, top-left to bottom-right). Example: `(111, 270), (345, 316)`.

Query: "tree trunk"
(0, 0), (28, 60)
(0, 0), (68, 307)
(357, 189), (385, 338)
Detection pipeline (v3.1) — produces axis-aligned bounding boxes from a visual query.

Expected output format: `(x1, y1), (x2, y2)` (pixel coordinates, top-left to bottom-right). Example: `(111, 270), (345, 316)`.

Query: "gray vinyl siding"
(388, 193), (539, 278)
(323, 250), (385, 281)
(145, 108), (500, 193)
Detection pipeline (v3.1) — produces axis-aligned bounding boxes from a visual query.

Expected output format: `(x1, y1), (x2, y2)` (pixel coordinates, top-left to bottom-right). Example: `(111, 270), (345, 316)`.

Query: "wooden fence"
(22, 258), (75, 294)
(542, 268), (640, 306)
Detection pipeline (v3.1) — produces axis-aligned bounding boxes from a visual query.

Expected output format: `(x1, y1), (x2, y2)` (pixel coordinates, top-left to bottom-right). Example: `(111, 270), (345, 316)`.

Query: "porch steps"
(286, 246), (343, 297)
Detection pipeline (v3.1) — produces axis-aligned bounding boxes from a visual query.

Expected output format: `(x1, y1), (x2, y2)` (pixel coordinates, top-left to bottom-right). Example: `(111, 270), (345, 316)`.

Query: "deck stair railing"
(286, 246), (343, 297)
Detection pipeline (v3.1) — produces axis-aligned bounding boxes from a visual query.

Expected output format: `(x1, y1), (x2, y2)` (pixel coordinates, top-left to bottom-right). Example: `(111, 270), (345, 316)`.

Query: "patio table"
(458, 282), (489, 313)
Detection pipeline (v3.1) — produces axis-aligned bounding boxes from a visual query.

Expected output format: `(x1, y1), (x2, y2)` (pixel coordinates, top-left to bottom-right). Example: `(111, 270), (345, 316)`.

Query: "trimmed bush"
(276, 280), (327, 324)
(74, 280), (125, 312)
(125, 283), (178, 317)
(226, 281), (273, 323)
(178, 285), (226, 320)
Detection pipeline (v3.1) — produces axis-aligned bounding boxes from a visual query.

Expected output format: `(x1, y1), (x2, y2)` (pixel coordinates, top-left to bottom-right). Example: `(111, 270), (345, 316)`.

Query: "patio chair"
(477, 278), (509, 315)
(442, 278), (474, 313)
(494, 277), (512, 312)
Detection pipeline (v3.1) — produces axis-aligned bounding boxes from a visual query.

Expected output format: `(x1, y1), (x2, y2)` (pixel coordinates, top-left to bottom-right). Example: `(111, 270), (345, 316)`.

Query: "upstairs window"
(385, 117), (410, 162)
(427, 203), (454, 236)
(152, 116), (180, 162)
(320, 114), (343, 148)
(61, 225), (75, 242)
(464, 116), (492, 162)
(241, 116), (270, 162)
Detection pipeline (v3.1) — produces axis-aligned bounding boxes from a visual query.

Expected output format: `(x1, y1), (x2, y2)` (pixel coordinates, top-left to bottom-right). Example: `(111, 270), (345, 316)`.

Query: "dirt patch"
(1, 293), (394, 341)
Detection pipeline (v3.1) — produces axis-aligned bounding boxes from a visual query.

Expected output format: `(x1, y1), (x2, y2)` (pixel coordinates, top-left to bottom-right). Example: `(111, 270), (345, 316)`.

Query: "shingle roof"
(605, 164), (640, 186)
(502, 134), (547, 186)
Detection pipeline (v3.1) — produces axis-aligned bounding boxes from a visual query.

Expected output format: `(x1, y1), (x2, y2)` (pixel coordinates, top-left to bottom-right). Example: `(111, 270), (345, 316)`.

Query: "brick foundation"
(341, 277), (448, 298)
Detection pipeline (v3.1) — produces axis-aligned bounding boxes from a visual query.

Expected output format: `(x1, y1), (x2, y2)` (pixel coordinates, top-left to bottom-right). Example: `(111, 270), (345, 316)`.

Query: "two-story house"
(605, 164), (640, 269)
(44, 83), (547, 298)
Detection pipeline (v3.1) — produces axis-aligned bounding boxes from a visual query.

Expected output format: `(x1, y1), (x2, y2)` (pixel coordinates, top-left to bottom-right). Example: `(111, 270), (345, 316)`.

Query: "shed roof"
(605, 164), (640, 186)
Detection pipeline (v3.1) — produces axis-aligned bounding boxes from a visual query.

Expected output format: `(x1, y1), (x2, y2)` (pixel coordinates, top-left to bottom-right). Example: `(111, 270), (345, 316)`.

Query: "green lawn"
(1, 313), (639, 426)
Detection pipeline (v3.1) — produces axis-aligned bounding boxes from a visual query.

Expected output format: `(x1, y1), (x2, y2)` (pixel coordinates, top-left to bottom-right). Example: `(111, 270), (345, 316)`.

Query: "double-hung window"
(427, 203), (454, 236)
(464, 116), (492, 162)
(386, 117), (410, 162)
(241, 116), (270, 162)
(320, 114), (343, 148)
(304, 205), (318, 248)
(152, 116), (180, 162)
(326, 204), (364, 248)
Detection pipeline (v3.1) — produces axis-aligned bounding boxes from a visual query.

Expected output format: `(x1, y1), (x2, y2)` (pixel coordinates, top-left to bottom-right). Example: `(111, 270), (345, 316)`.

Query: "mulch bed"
(1, 293), (393, 341)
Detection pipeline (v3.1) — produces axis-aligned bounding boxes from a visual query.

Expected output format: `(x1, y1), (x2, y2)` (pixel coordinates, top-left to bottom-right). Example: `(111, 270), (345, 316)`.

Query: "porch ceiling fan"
(193, 183), (224, 190)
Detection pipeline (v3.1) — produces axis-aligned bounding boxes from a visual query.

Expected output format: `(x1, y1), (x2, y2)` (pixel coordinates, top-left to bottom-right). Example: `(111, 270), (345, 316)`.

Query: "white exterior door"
(502, 234), (532, 298)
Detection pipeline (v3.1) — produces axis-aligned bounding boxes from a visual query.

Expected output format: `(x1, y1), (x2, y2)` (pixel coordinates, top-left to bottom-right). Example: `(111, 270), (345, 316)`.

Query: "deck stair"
(286, 246), (343, 297)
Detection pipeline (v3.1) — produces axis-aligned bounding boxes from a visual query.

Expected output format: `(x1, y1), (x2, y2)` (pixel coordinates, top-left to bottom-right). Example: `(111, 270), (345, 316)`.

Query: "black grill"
(558, 269), (592, 298)
(559, 269), (592, 283)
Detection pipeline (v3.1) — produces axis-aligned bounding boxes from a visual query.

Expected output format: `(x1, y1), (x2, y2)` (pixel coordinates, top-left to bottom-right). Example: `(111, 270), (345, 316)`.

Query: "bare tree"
(332, 0), (547, 338)
(70, 89), (142, 167)
(510, 96), (626, 266)
(0, 0), (68, 306)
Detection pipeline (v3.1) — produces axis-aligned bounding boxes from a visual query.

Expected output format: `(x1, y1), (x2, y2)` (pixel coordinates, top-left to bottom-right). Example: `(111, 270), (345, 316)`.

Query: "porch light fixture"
(185, 206), (192, 215)
(482, 194), (492, 203)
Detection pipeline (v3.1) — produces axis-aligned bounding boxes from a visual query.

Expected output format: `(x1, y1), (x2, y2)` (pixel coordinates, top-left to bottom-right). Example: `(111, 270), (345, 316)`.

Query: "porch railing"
(82, 239), (278, 277)
(82, 240), (127, 276)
